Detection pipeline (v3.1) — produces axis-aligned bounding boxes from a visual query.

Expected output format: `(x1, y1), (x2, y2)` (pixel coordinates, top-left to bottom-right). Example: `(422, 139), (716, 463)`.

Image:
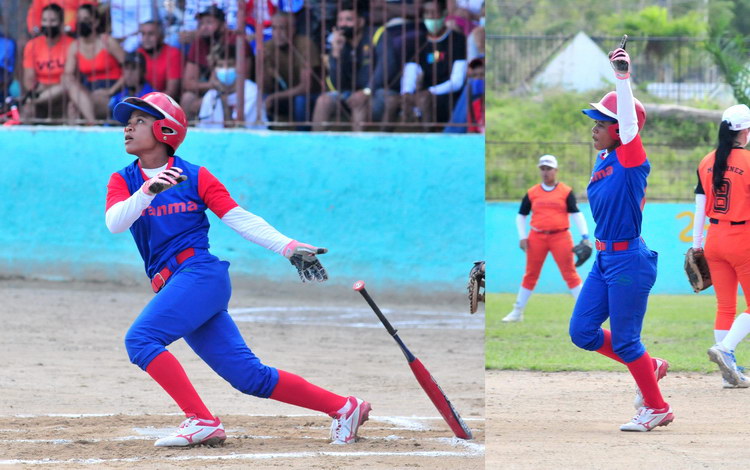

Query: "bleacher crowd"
(0, 0), (484, 132)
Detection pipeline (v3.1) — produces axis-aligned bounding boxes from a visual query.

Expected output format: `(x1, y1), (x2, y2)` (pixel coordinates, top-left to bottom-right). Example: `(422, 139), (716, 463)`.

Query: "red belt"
(532, 228), (567, 235)
(151, 248), (195, 293)
(595, 238), (642, 252)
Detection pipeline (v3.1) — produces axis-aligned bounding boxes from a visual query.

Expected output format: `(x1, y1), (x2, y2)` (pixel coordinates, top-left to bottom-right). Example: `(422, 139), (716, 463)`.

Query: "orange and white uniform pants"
(704, 222), (750, 330)
(521, 229), (582, 290)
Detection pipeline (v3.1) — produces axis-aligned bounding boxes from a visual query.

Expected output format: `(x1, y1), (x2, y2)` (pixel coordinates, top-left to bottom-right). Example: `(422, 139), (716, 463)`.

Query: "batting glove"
(142, 167), (187, 196)
(609, 48), (631, 80)
(283, 240), (328, 283)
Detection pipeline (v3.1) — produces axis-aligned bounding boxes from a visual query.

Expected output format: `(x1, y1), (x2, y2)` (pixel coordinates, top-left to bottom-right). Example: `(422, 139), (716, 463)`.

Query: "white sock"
(570, 284), (582, 300)
(514, 286), (533, 311)
(715, 329), (729, 344)
(721, 312), (750, 351)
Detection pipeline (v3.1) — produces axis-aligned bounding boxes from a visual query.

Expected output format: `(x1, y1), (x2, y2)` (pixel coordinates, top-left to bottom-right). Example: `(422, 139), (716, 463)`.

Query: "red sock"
(626, 352), (666, 409)
(270, 370), (348, 415)
(595, 329), (625, 364)
(597, 330), (659, 369)
(145, 351), (214, 420)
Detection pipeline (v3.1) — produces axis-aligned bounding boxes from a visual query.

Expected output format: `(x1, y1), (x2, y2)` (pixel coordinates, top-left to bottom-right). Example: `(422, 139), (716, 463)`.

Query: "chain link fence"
(487, 140), (709, 202)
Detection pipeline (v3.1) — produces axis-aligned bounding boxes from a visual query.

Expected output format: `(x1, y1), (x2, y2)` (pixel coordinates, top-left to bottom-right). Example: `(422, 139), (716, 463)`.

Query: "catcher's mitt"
(468, 261), (485, 314)
(573, 239), (593, 267)
(685, 248), (712, 293)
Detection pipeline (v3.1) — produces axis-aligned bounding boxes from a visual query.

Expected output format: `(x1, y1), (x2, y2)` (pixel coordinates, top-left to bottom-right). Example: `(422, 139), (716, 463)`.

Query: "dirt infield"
(487, 370), (750, 469)
(0, 280), (484, 469)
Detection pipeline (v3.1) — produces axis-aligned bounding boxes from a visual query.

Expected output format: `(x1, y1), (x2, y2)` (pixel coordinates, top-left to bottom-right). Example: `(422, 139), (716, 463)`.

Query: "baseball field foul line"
(0, 449), (485, 466)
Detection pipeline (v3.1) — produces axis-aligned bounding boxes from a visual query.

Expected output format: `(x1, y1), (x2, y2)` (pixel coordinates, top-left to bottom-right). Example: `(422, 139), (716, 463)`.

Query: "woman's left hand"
(609, 47), (630, 80)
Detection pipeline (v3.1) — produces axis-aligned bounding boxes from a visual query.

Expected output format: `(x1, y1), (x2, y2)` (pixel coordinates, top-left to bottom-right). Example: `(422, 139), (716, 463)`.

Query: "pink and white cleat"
(620, 404), (674, 432)
(633, 357), (669, 410)
(330, 396), (371, 444)
(154, 416), (226, 447)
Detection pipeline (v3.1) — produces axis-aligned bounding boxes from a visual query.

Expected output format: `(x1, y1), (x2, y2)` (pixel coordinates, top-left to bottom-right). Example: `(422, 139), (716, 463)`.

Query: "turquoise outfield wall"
(0, 127), (484, 291)
(487, 201), (707, 295)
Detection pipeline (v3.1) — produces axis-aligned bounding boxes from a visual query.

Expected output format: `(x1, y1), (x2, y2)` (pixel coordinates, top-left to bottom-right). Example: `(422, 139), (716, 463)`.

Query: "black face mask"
(142, 46), (155, 55)
(40, 25), (60, 38)
(77, 22), (93, 37)
(341, 26), (355, 39)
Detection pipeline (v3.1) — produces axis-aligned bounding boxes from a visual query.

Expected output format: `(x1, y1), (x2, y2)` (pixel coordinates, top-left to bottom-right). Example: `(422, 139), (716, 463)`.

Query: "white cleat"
(723, 365), (750, 388)
(154, 416), (226, 447)
(502, 308), (524, 322)
(620, 405), (674, 432)
(330, 396), (371, 444)
(708, 344), (749, 386)
(633, 358), (669, 410)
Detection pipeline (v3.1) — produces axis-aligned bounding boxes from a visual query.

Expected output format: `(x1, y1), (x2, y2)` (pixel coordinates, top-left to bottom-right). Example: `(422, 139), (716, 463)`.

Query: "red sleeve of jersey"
(167, 46), (183, 79)
(198, 167), (240, 218)
(105, 172), (131, 212)
(617, 134), (647, 168)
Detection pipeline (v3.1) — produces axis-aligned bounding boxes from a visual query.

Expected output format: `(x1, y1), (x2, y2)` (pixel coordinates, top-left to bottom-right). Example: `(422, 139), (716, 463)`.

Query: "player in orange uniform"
(504, 155), (590, 322)
(694, 104), (750, 388)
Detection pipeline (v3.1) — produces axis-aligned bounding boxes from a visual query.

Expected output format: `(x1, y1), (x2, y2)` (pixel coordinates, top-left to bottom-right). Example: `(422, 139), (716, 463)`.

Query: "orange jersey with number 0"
(698, 149), (750, 221)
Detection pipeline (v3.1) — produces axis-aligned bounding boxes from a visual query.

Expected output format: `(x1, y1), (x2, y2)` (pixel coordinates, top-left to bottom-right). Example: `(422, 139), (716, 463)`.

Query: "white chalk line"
(0, 449), (484, 466)
(228, 306), (483, 330)
(1, 413), (484, 463)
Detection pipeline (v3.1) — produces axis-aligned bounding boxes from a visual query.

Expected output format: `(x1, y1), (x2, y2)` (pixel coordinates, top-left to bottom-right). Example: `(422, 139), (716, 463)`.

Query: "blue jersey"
(106, 155), (238, 278)
(587, 135), (650, 241)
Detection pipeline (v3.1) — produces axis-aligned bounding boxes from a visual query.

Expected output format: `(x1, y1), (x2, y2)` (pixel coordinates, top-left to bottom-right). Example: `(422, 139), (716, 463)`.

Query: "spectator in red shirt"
(63, 4), (125, 123)
(21, 3), (74, 121)
(136, 20), (182, 99)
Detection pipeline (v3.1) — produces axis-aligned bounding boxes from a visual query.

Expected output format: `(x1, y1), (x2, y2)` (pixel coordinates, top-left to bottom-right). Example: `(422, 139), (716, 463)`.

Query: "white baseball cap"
(722, 104), (750, 131)
(538, 154), (558, 169)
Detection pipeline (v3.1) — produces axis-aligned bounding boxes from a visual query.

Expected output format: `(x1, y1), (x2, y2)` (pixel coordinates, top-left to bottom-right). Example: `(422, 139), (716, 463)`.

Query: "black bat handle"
(357, 287), (398, 336)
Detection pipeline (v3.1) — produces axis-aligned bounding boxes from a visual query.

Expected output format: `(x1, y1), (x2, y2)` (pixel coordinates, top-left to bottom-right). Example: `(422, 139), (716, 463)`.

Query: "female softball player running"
(105, 92), (370, 447)
(504, 154), (590, 322)
(568, 44), (673, 432)
(694, 104), (750, 388)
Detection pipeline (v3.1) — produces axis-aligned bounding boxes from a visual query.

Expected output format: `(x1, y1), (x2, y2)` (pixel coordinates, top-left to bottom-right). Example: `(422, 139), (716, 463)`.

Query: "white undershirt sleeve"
(221, 206), (292, 255)
(615, 77), (638, 144)
(105, 190), (155, 233)
(516, 214), (528, 240)
(401, 62), (421, 95)
(693, 194), (707, 249)
(570, 212), (589, 238)
(428, 60), (467, 95)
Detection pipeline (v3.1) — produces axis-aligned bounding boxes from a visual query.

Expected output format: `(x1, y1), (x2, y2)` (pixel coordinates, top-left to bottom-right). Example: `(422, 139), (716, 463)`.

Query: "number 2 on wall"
(677, 211), (710, 243)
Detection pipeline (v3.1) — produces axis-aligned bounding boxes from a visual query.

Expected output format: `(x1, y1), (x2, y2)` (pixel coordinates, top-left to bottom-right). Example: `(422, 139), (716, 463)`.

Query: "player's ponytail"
(713, 121), (737, 191)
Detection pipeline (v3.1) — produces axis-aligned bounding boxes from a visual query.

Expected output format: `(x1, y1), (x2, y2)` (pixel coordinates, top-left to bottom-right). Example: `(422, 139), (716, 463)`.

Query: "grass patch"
(486, 293), (745, 372)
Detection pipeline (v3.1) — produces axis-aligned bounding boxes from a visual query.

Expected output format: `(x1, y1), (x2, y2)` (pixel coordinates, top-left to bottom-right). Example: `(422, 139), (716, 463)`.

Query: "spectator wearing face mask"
(197, 43), (266, 129)
(311, 0), (373, 132)
(21, 3), (75, 121)
(136, 20), (183, 99)
(396, 0), (467, 129)
(26, 0), (96, 37)
(62, 3), (125, 123)
(180, 5), (243, 121)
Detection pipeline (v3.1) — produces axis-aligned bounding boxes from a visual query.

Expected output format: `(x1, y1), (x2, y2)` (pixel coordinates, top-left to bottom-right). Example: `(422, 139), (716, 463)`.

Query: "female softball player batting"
(694, 104), (750, 388)
(568, 43), (673, 432)
(504, 155), (590, 322)
(105, 92), (370, 447)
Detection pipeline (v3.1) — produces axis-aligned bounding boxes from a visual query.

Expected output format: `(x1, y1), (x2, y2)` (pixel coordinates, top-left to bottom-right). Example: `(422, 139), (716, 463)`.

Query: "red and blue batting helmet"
(582, 91), (647, 141)
(113, 92), (188, 155)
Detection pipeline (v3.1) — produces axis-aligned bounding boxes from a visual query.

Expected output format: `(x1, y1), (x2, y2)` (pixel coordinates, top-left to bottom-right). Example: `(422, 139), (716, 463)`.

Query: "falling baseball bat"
(353, 280), (473, 440)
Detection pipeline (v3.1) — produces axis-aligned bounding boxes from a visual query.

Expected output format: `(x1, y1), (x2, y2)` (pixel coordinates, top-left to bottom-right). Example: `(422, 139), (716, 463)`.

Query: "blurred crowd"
(0, 0), (484, 132)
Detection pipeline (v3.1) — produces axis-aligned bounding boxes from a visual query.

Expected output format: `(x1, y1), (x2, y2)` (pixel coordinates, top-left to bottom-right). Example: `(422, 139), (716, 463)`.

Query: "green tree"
(705, 0), (750, 104)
